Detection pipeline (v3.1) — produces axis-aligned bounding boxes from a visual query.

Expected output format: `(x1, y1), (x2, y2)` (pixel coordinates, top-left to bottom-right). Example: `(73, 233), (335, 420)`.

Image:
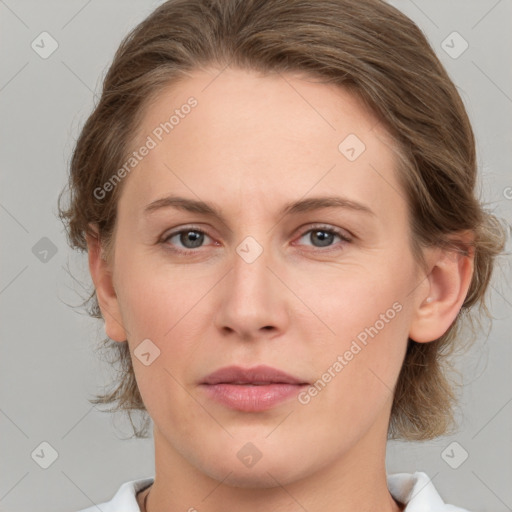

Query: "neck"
(141, 415), (403, 512)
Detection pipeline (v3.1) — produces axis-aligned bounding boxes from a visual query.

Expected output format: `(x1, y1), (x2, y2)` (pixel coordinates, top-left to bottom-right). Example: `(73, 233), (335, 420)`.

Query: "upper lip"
(201, 365), (308, 385)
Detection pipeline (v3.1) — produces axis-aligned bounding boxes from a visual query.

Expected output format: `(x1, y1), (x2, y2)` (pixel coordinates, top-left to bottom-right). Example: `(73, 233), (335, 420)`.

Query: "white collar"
(387, 471), (470, 511)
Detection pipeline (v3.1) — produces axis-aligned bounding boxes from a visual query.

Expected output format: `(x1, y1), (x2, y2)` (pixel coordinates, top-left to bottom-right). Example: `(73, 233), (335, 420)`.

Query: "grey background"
(0, 1), (511, 511)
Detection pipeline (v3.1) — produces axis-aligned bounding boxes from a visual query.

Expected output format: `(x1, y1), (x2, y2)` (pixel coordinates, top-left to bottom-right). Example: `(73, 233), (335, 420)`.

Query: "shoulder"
(75, 477), (154, 512)
(387, 471), (471, 511)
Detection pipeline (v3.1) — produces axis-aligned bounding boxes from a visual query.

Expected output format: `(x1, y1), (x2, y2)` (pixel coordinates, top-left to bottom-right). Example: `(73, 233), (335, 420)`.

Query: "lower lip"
(200, 383), (307, 412)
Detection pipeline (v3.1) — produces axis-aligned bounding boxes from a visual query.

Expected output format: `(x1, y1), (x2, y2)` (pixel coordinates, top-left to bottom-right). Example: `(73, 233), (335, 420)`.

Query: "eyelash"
(161, 224), (352, 255)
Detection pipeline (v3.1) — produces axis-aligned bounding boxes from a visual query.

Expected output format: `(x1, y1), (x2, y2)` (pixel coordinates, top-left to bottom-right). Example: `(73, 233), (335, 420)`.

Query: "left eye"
(296, 227), (350, 248)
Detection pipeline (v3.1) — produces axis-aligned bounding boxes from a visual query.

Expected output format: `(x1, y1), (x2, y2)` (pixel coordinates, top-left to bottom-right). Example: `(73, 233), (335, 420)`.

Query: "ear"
(86, 223), (127, 342)
(408, 232), (475, 343)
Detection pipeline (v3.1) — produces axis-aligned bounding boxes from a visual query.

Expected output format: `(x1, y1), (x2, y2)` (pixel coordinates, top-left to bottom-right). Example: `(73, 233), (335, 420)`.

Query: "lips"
(201, 365), (308, 386)
(200, 365), (309, 412)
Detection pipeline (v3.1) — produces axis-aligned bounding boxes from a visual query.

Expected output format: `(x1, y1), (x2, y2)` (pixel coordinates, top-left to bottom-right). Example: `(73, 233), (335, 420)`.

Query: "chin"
(210, 463), (302, 489)
(196, 448), (313, 489)
(222, 471), (282, 489)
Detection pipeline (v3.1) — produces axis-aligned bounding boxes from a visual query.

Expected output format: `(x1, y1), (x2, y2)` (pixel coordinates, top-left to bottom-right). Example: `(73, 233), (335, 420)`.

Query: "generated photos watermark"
(298, 301), (403, 405)
(93, 96), (198, 200)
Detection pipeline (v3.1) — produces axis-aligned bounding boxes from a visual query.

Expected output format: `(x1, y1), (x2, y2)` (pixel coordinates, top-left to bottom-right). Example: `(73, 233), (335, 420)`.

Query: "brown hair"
(58, 0), (507, 440)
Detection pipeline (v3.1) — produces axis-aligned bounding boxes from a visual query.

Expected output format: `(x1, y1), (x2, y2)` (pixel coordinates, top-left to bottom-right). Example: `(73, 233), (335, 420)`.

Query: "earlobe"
(409, 240), (475, 344)
(86, 223), (127, 342)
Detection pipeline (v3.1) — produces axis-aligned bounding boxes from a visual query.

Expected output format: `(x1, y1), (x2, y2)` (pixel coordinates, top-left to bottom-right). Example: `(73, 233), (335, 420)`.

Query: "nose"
(214, 240), (290, 341)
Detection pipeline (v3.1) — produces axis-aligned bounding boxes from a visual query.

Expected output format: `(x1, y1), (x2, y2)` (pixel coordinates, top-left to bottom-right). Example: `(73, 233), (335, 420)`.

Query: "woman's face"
(101, 67), (431, 486)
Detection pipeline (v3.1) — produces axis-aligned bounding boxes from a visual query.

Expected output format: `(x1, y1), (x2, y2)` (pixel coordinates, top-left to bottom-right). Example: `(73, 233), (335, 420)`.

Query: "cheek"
(293, 260), (411, 408)
(115, 265), (203, 420)
(296, 305), (408, 451)
(288, 256), (410, 342)
(113, 254), (216, 392)
(114, 248), (211, 340)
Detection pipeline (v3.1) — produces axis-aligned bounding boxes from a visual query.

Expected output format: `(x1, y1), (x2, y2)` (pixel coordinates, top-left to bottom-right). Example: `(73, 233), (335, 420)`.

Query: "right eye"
(161, 227), (214, 253)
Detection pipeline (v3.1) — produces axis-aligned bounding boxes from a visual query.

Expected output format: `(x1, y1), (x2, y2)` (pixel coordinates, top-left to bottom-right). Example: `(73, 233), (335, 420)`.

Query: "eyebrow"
(143, 195), (375, 221)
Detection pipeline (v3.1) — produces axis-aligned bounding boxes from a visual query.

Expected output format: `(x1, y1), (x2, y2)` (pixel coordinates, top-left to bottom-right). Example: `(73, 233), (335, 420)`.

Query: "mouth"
(200, 365), (309, 412)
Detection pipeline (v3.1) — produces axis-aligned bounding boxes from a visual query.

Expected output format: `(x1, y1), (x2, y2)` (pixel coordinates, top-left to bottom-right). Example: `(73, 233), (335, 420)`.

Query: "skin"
(87, 67), (474, 512)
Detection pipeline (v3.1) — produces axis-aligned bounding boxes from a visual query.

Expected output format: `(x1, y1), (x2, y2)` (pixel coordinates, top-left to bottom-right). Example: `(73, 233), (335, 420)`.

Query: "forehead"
(119, 67), (405, 224)
(138, 67), (386, 151)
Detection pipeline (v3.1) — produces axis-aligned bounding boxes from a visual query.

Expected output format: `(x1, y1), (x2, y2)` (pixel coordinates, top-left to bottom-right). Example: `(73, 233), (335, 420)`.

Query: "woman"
(58, 0), (506, 510)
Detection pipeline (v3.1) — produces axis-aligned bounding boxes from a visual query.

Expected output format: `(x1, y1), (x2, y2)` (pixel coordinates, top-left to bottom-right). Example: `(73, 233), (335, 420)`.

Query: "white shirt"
(76, 472), (470, 511)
